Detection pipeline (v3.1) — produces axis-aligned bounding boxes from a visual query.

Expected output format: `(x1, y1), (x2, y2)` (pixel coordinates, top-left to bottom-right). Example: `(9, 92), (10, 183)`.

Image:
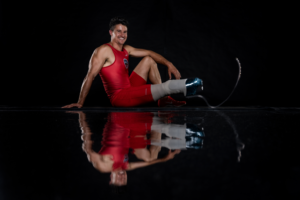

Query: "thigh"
(133, 148), (151, 161)
(112, 85), (154, 107)
(129, 71), (147, 87)
(132, 56), (153, 83)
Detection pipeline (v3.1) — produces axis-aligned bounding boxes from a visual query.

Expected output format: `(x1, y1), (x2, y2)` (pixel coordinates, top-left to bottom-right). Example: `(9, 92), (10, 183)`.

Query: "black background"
(0, 0), (294, 107)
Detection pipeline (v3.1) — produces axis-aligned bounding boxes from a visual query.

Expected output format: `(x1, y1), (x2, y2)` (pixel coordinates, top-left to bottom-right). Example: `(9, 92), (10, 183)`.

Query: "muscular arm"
(62, 45), (108, 108)
(124, 45), (181, 79)
(78, 111), (93, 153)
(124, 45), (170, 66)
(76, 111), (100, 164)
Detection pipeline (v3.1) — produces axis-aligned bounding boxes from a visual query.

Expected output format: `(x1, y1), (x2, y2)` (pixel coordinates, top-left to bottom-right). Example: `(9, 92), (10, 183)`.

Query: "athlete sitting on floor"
(62, 17), (202, 108)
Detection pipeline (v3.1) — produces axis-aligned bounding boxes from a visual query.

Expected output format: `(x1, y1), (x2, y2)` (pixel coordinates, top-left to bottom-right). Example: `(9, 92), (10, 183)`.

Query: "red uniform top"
(99, 43), (130, 102)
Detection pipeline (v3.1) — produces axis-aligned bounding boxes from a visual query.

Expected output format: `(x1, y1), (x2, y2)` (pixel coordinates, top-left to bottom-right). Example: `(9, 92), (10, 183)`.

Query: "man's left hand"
(167, 63), (181, 79)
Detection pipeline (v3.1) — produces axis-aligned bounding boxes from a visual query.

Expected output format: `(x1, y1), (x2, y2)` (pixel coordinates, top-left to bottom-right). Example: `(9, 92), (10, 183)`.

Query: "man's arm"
(62, 45), (108, 108)
(124, 45), (181, 80)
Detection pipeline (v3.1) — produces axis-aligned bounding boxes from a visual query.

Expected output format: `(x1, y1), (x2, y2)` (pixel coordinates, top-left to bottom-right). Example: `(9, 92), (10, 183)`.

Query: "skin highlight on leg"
(133, 56), (162, 84)
(133, 130), (162, 162)
(148, 61), (162, 84)
(149, 130), (162, 160)
(133, 148), (152, 162)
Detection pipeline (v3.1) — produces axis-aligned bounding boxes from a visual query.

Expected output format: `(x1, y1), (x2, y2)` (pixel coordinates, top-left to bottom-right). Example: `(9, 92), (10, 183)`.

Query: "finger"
(64, 104), (80, 108)
(62, 104), (74, 108)
(176, 72), (181, 79)
(172, 71), (178, 80)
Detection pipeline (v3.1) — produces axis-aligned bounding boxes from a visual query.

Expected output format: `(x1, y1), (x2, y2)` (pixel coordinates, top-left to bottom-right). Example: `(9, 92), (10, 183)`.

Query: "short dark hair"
(109, 17), (129, 31)
(110, 184), (127, 194)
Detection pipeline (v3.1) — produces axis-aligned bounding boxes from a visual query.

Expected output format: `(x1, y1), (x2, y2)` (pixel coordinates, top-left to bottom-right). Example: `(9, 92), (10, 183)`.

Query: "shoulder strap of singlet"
(105, 43), (115, 51)
(123, 46), (129, 55)
(105, 43), (125, 53)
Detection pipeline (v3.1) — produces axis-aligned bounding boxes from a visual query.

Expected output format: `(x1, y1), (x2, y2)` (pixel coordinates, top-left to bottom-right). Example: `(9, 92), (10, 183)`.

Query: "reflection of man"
(76, 111), (181, 191)
(63, 17), (203, 108)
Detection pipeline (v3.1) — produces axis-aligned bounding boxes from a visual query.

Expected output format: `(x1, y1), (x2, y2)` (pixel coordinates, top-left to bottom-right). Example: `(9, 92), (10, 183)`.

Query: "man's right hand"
(62, 103), (83, 108)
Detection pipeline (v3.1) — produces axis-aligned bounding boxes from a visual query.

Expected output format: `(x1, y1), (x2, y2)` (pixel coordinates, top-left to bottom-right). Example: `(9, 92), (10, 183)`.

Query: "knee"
(143, 56), (156, 65)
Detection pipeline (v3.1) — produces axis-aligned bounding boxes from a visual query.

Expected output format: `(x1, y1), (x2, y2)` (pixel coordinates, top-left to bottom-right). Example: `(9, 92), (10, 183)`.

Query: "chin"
(118, 40), (126, 44)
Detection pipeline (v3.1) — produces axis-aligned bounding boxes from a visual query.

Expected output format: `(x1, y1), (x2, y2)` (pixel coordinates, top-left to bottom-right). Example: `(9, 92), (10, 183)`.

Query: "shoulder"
(94, 44), (111, 54)
(123, 44), (134, 54)
(92, 44), (113, 58)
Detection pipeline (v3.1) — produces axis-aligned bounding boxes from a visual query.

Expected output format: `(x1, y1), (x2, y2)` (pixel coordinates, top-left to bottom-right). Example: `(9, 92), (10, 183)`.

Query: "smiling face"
(109, 24), (128, 45)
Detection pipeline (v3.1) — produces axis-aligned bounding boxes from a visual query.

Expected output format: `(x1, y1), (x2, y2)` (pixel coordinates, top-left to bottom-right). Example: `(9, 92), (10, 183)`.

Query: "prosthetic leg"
(155, 58), (241, 108)
(151, 78), (204, 101)
(186, 58), (242, 108)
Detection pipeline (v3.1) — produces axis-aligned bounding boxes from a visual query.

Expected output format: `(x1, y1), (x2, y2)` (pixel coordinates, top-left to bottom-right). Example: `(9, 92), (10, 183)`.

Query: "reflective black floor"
(0, 107), (299, 200)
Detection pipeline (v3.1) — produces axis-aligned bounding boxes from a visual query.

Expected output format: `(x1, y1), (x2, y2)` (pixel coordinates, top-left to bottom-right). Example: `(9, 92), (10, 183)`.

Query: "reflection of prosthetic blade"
(185, 124), (205, 149)
(186, 137), (204, 149)
(186, 124), (205, 137)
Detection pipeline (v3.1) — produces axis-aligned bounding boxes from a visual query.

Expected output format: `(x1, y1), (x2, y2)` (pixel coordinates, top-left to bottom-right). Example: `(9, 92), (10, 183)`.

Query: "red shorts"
(111, 72), (154, 107)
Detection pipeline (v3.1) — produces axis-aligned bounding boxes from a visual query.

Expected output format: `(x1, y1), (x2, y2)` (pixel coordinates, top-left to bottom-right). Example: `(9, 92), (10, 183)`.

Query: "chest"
(104, 50), (129, 69)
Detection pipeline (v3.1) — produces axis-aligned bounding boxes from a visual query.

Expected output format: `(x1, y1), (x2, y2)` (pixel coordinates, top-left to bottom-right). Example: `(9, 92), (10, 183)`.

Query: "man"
(63, 17), (202, 108)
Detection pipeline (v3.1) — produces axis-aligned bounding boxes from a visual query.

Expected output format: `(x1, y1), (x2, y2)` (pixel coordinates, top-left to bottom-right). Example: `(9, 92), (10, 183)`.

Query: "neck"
(109, 41), (123, 51)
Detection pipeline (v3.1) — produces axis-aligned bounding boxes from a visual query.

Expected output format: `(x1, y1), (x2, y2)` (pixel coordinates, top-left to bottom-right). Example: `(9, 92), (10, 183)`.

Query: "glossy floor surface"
(0, 108), (299, 200)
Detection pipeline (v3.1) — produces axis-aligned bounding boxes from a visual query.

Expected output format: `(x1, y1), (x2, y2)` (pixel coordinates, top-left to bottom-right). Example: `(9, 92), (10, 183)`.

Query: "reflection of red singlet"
(99, 112), (153, 170)
(99, 43), (130, 101)
(99, 120), (130, 170)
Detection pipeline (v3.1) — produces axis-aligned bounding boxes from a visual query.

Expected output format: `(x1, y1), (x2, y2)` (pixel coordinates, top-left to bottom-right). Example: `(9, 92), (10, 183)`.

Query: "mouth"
(119, 37), (125, 41)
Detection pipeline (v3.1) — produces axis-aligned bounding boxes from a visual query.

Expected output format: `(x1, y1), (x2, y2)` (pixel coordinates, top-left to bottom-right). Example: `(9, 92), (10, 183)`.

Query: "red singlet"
(99, 43), (154, 107)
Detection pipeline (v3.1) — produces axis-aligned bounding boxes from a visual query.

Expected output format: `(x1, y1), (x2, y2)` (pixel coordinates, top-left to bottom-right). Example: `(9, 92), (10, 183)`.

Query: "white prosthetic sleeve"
(151, 138), (187, 150)
(151, 79), (187, 101)
(151, 123), (187, 140)
(151, 117), (187, 149)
